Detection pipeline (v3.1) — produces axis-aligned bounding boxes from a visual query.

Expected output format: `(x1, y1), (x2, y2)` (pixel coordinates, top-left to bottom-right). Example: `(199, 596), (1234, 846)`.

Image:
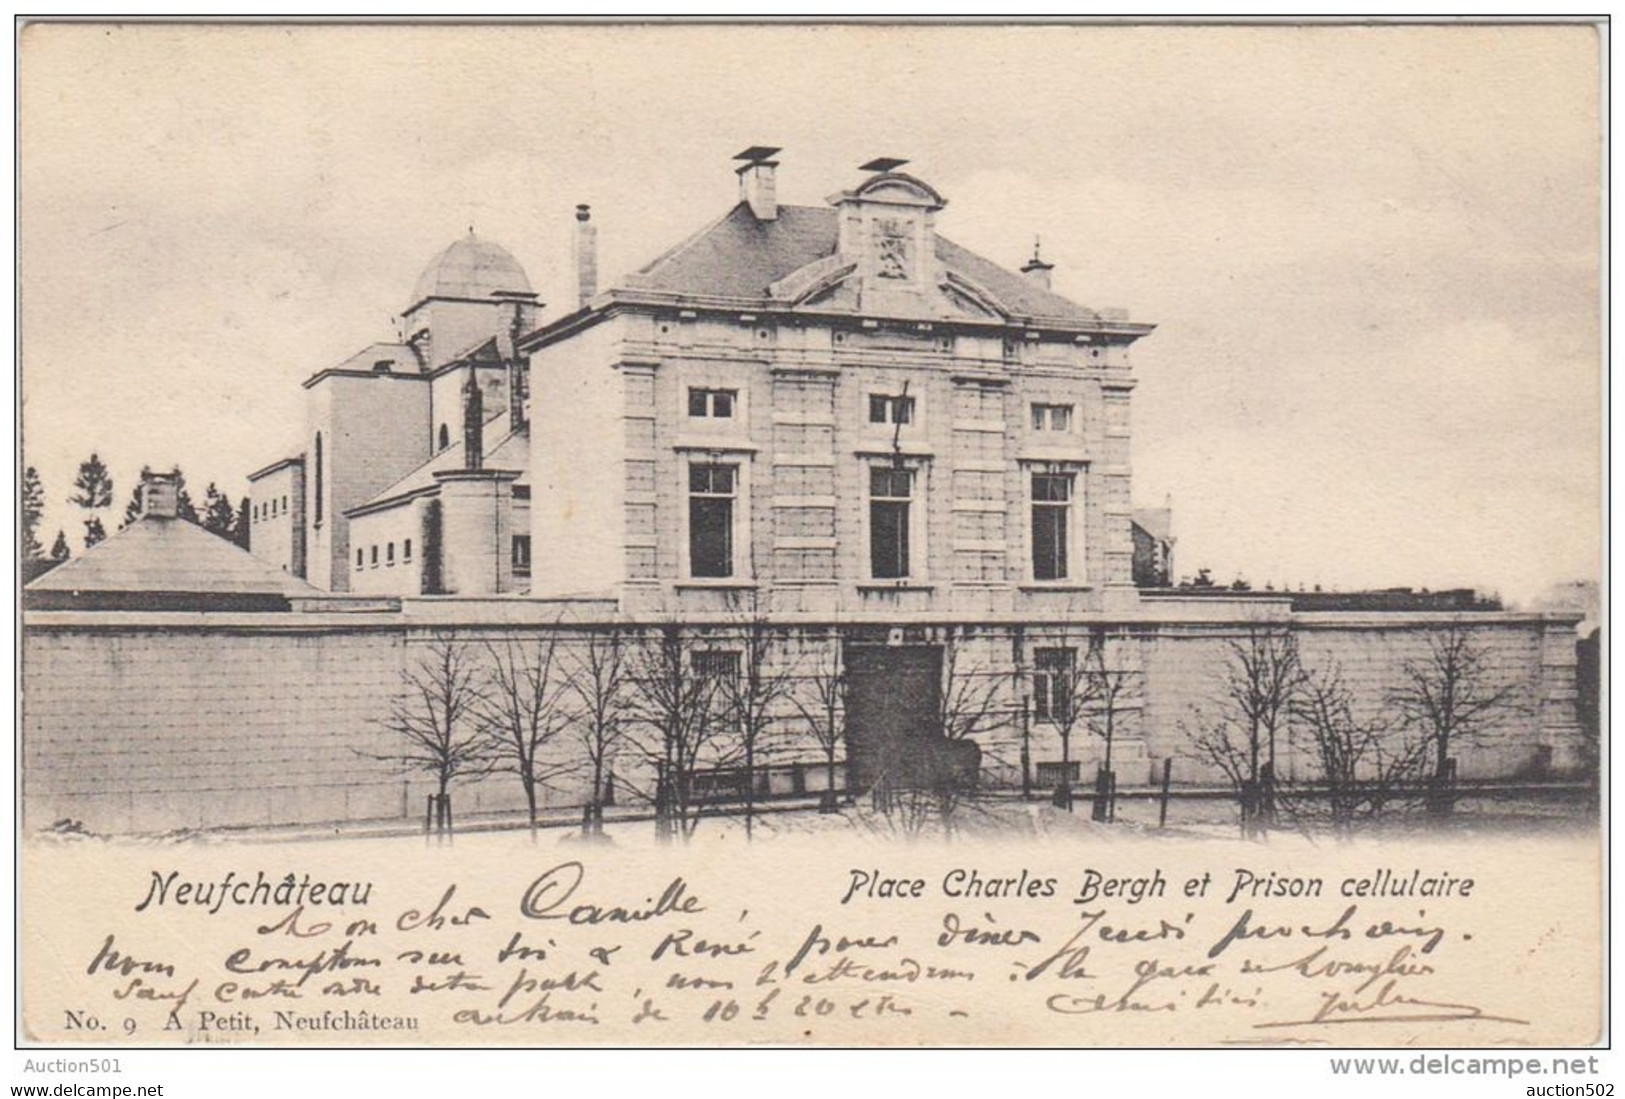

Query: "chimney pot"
(140, 471), (180, 521)
(573, 204), (598, 310)
(734, 146), (781, 221)
(1021, 236), (1055, 291)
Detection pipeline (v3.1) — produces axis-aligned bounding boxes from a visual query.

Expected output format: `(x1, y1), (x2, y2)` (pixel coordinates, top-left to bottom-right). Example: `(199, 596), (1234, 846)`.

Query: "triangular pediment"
(769, 249), (1014, 322)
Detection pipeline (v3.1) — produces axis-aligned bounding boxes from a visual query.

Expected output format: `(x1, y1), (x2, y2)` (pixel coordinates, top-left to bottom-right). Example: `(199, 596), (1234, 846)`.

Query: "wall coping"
(22, 605), (1585, 634)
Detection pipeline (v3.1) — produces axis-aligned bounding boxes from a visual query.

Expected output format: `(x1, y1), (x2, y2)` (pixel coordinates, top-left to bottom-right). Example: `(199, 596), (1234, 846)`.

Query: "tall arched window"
(438, 423), (450, 452)
(313, 432), (324, 525)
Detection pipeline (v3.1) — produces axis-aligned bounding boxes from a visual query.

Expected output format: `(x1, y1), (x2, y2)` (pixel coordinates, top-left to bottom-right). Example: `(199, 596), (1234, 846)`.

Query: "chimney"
(735, 146), (781, 221)
(1021, 237), (1054, 291)
(140, 470), (180, 521)
(461, 371), (484, 471)
(573, 204), (598, 310)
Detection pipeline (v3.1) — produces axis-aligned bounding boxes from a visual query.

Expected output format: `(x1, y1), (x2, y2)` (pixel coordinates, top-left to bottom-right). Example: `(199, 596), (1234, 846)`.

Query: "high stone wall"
(20, 605), (1583, 835)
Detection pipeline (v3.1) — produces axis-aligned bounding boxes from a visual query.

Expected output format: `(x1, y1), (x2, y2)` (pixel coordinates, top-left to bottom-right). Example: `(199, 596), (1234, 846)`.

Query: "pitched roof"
(624, 203), (1107, 326)
(629, 204), (840, 299)
(1132, 508), (1174, 542)
(349, 411), (530, 516)
(26, 517), (319, 598)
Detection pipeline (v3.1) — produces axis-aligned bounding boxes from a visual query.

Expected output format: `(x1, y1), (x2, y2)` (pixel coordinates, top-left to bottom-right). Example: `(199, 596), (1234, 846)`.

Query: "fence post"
(1020, 697), (1032, 800)
(1158, 757), (1173, 830)
(1428, 757), (1458, 817)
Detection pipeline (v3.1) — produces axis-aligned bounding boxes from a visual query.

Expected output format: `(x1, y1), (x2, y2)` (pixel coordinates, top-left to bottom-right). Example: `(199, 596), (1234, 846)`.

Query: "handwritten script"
(20, 838), (1586, 1048)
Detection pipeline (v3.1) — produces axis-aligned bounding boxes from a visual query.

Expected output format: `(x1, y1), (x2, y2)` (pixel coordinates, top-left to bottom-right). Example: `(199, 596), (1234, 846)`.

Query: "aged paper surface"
(16, 20), (1603, 1053)
(19, 831), (1602, 1046)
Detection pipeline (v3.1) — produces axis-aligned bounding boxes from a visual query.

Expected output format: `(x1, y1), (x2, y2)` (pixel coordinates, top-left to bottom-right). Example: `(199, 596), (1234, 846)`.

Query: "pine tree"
(49, 530), (69, 562)
(173, 469), (199, 525)
(69, 454), (114, 510)
(70, 453), (114, 546)
(121, 465), (154, 529)
(235, 496), (252, 550)
(201, 483), (236, 541)
(22, 466), (45, 560)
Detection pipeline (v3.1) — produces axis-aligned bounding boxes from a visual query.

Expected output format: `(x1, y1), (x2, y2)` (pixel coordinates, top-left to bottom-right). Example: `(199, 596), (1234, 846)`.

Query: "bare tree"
(365, 633), (487, 837)
(1031, 641), (1085, 808)
(1032, 630), (1140, 818)
(561, 626), (635, 837)
(1387, 624), (1523, 814)
(713, 614), (799, 840)
(626, 625), (734, 841)
(790, 632), (847, 813)
(1081, 634), (1140, 822)
(1286, 661), (1431, 835)
(1184, 626), (1306, 834)
(475, 632), (577, 838)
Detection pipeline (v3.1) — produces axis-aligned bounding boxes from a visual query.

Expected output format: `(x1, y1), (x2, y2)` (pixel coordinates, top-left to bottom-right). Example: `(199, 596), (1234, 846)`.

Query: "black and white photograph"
(11, 16), (1607, 1078)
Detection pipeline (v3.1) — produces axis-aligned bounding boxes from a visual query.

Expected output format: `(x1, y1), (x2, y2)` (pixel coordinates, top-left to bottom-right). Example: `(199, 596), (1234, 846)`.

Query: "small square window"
(688, 387), (736, 419)
(869, 393), (915, 425)
(1033, 403), (1073, 432)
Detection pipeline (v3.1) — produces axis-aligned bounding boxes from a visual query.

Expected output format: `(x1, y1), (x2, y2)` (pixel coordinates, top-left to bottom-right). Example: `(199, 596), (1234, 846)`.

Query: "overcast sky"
(19, 22), (1601, 605)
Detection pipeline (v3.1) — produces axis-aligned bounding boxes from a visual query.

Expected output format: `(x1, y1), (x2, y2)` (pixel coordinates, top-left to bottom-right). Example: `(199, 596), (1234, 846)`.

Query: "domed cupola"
(401, 232), (541, 373)
(409, 232), (534, 310)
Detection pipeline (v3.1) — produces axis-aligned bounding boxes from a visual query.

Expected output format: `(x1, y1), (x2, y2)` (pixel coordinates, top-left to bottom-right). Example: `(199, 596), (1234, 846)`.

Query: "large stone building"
(20, 150), (1588, 833)
(527, 151), (1151, 621)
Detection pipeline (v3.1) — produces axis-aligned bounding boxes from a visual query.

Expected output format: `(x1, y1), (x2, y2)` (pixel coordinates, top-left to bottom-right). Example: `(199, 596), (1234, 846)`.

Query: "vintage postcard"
(14, 20), (1604, 1056)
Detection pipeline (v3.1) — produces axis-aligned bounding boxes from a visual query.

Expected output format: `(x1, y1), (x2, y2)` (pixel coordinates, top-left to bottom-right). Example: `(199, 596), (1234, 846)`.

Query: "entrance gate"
(844, 645), (942, 791)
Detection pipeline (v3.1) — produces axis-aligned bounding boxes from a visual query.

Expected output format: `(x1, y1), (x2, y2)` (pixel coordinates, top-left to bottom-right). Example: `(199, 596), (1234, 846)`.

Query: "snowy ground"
(34, 784), (1596, 848)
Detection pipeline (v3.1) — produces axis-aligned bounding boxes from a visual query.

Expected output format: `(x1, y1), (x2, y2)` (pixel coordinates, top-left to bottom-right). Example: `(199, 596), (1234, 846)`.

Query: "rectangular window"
(869, 465), (913, 579)
(869, 393), (915, 425)
(356, 548), (364, 569)
(370, 545), (378, 567)
(403, 538), (413, 562)
(1035, 760), (1082, 785)
(387, 542), (395, 565)
(693, 649), (741, 685)
(688, 463), (736, 578)
(1031, 472), (1073, 581)
(282, 494), (289, 512)
(1032, 403), (1074, 432)
(512, 535), (532, 573)
(688, 387), (736, 419)
(1033, 647), (1076, 723)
